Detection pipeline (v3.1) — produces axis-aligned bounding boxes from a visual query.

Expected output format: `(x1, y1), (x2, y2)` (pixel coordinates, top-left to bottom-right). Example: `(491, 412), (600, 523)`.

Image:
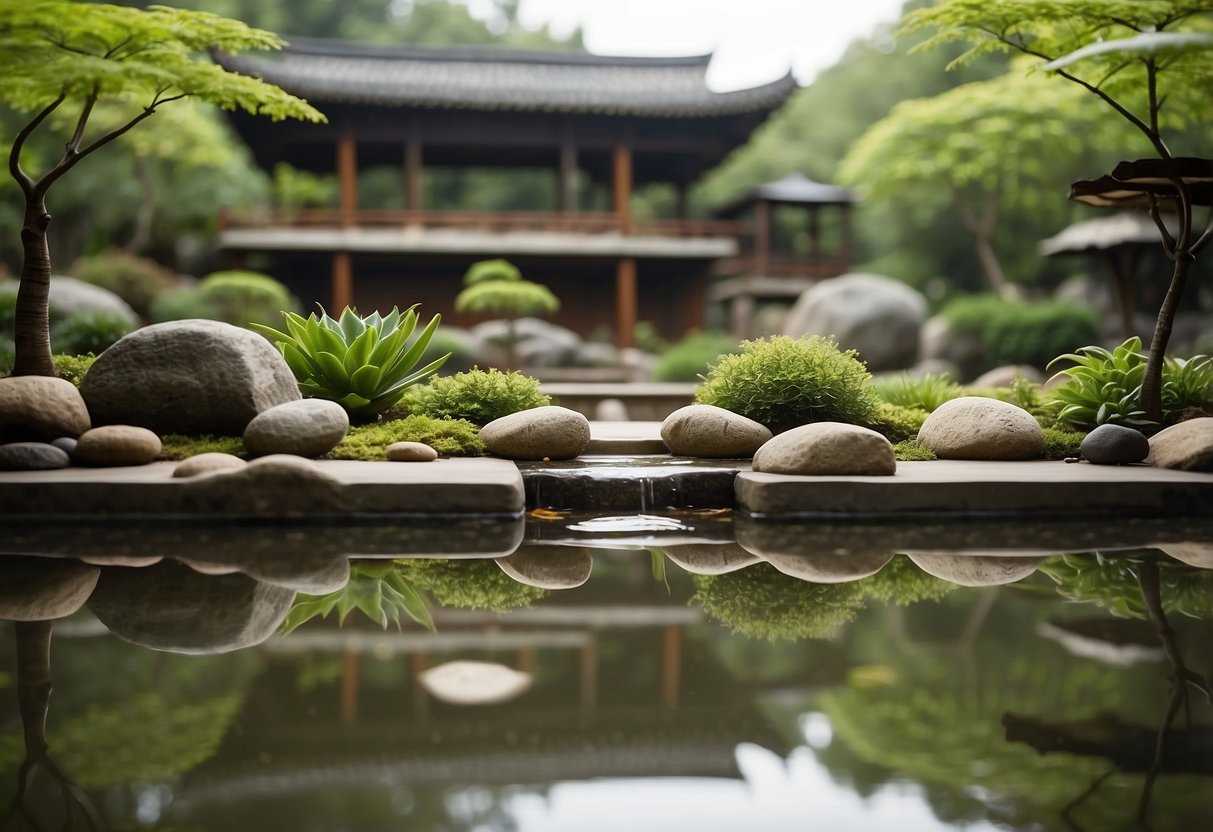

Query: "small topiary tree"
(454, 258), (559, 370)
(691, 564), (867, 640)
(694, 335), (881, 433)
(151, 270), (300, 329)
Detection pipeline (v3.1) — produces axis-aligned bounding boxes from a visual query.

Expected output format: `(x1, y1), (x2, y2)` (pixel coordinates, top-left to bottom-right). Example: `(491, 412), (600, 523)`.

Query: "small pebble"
(386, 441), (438, 462)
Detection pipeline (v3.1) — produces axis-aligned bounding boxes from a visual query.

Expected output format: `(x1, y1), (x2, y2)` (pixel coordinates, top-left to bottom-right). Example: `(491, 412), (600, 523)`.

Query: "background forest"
(0, 0), (1208, 316)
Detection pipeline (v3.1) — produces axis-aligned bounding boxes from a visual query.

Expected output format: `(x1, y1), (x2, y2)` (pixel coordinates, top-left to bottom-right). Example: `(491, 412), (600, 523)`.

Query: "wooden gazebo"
(215, 40), (797, 347)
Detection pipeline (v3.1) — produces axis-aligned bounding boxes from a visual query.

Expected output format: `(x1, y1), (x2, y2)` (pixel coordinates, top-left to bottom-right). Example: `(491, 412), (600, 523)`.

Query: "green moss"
(859, 555), (953, 604)
(691, 563), (867, 640)
(694, 335), (881, 433)
(328, 415), (484, 459)
(868, 401), (929, 443)
(158, 435), (246, 460)
(1041, 426), (1085, 460)
(893, 440), (937, 461)
(52, 353), (97, 387)
(413, 368), (549, 426)
(396, 559), (546, 613)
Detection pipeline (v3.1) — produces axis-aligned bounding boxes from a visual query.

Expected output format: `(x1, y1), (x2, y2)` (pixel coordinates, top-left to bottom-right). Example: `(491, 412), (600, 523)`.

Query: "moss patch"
(52, 353), (97, 387)
(328, 415), (484, 460)
(158, 435), (246, 460)
(893, 440), (937, 461)
(868, 402), (929, 443)
(1041, 426), (1085, 460)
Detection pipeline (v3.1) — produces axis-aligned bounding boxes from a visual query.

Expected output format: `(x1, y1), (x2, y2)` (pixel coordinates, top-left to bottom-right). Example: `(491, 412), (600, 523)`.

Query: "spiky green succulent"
(253, 305), (449, 421)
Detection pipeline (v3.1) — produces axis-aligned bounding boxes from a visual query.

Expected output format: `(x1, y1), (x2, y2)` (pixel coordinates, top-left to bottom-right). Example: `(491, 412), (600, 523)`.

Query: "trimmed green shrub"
(942, 295), (1100, 374)
(695, 335), (880, 432)
(691, 564), (866, 640)
(653, 330), (740, 382)
(70, 250), (174, 319)
(52, 353), (97, 386)
(52, 311), (134, 356)
(413, 368), (549, 426)
(151, 270), (299, 329)
(867, 402), (929, 443)
(328, 415), (484, 459)
(396, 559), (546, 613)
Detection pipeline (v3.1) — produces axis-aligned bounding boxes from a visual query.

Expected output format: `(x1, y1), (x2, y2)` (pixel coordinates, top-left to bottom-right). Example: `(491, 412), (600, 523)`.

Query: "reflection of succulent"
(692, 563), (866, 640)
(253, 305), (449, 421)
(281, 562), (432, 633)
(397, 558), (546, 613)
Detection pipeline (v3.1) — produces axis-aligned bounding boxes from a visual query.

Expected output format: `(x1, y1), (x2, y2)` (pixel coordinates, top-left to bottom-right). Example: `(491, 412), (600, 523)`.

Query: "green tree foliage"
(839, 71), (1138, 296)
(0, 0), (324, 376)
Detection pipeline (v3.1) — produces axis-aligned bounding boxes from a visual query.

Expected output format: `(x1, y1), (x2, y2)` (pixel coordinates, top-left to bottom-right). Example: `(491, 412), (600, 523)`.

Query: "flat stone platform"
(737, 460), (1213, 517)
(586, 421), (667, 454)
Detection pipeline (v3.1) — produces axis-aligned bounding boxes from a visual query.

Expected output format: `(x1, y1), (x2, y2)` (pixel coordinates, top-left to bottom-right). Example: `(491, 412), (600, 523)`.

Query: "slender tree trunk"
(957, 190), (1014, 299)
(125, 155), (157, 255)
(973, 229), (1014, 299)
(15, 621), (53, 759)
(1140, 250), (1192, 423)
(13, 198), (56, 377)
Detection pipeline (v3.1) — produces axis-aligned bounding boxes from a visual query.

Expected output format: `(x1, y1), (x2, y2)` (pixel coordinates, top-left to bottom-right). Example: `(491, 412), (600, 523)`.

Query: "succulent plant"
(1047, 337), (1152, 430)
(253, 305), (449, 421)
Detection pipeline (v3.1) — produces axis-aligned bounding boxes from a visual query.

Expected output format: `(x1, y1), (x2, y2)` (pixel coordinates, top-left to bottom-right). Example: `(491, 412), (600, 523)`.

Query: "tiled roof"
(216, 38), (797, 117)
(715, 172), (856, 216)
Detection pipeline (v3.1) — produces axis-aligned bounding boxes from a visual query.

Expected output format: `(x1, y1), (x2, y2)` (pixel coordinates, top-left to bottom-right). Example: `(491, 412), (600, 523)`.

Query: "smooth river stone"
(1080, 423), (1149, 465)
(387, 441), (439, 461)
(917, 396), (1043, 460)
(660, 404), (772, 458)
(752, 422), (896, 476)
(0, 376), (91, 441)
(173, 452), (248, 478)
(1147, 417), (1213, 471)
(908, 553), (1044, 586)
(75, 425), (162, 466)
(243, 398), (350, 458)
(496, 545), (593, 589)
(0, 556), (100, 621)
(0, 441), (70, 470)
(480, 406), (590, 460)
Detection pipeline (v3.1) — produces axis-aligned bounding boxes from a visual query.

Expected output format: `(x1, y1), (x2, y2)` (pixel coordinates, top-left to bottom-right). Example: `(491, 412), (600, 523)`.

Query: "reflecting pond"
(2, 516), (1212, 831)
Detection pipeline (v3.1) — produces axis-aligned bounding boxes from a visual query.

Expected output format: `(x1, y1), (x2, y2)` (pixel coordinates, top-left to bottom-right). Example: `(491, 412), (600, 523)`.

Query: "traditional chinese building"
(216, 40), (851, 346)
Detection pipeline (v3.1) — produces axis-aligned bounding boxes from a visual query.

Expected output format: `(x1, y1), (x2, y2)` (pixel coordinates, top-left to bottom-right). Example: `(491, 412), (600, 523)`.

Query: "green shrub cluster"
(871, 372), (963, 412)
(859, 555), (954, 604)
(328, 415), (484, 459)
(70, 250), (175, 319)
(653, 330), (740, 382)
(395, 559), (546, 613)
(942, 295), (1100, 374)
(867, 401), (929, 443)
(52, 353), (97, 386)
(694, 335), (880, 432)
(412, 368), (549, 426)
(151, 270), (299, 329)
(691, 563), (867, 640)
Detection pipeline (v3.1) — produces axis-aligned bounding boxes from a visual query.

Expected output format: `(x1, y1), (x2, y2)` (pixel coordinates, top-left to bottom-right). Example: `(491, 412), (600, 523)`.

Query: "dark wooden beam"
(332, 251), (353, 312)
(615, 256), (637, 348)
(404, 141), (423, 218)
(560, 141), (578, 214)
(337, 133), (358, 228)
(753, 199), (770, 276)
(613, 143), (633, 233)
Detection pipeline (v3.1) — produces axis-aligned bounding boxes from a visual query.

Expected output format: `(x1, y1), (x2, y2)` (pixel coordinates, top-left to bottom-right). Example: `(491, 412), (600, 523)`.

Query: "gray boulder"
(1081, 423), (1149, 465)
(971, 365), (1046, 388)
(782, 273), (926, 372)
(760, 548), (894, 583)
(908, 553), (1044, 586)
(480, 406), (590, 460)
(0, 276), (140, 326)
(917, 397), (1043, 460)
(919, 314), (986, 382)
(496, 545), (593, 589)
(243, 398), (349, 458)
(752, 422), (896, 476)
(662, 543), (759, 576)
(80, 319), (300, 435)
(87, 559), (295, 654)
(661, 404), (771, 458)
(1147, 418), (1213, 471)
(0, 556), (100, 621)
(0, 442), (70, 470)
(0, 376), (91, 442)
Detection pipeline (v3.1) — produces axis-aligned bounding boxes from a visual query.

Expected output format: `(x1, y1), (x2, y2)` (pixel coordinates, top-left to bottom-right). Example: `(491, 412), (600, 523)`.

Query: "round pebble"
(1080, 423), (1149, 465)
(0, 442), (71, 470)
(75, 425), (162, 467)
(173, 452), (248, 478)
(51, 436), (78, 458)
(386, 441), (439, 461)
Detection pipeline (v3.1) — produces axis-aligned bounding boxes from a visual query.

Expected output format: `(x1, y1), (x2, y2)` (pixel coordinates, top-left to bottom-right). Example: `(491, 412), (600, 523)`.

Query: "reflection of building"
(214, 41), (855, 345)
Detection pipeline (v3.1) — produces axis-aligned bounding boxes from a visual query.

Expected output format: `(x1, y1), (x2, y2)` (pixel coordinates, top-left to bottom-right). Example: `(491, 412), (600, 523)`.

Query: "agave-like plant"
(1046, 337), (1153, 430)
(253, 305), (449, 421)
(280, 562), (434, 635)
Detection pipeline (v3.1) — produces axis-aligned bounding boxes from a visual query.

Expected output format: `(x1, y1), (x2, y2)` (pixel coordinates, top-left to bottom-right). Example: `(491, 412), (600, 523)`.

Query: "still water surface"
(2, 515), (1211, 831)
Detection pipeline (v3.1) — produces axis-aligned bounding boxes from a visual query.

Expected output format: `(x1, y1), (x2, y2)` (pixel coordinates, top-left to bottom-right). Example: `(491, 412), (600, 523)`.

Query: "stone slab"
(737, 460), (1213, 517)
(518, 456), (747, 511)
(585, 421), (668, 455)
(0, 458), (524, 519)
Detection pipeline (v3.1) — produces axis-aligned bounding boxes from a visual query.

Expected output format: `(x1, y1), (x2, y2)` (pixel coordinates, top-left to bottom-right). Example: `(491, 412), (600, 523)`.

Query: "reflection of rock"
(79, 555), (163, 568)
(184, 455), (347, 516)
(759, 549), (894, 583)
(87, 560), (295, 654)
(419, 660), (532, 705)
(908, 553), (1044, 586)
(0, 556), (99, 621)
(496, 545), (592, 588)
(177, 552), (351, 594)
(1155, 542), (1213, 569)
(662, 543), (759, 575)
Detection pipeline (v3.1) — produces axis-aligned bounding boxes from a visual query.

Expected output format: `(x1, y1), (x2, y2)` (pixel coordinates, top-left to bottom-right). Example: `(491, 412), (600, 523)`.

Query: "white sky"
(504, 0), (909, 90)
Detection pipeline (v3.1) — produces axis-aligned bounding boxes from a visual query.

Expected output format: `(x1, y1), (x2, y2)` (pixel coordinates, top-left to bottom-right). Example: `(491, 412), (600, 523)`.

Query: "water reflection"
(2, 526), (1212, 830)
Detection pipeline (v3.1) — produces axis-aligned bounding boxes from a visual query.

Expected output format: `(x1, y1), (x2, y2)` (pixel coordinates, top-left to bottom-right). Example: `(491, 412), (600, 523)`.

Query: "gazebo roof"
(714, 172), (856, 217)
(1039, 211), (1172, 257)
(216, 38), (797, 118)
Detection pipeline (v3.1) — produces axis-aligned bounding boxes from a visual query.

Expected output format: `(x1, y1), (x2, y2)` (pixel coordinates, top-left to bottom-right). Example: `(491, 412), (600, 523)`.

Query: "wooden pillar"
(337, 133), (358, 228)
(339, 650), (360, 724)
(404, 141), (423, 221)
(331, 251), (353, 313)
(615, 257), (637, 349)
(612, 143), (633, 233)
(660, 625), (682, 710)
(753, 199), (770, 276)
(560, 142), (578, 215)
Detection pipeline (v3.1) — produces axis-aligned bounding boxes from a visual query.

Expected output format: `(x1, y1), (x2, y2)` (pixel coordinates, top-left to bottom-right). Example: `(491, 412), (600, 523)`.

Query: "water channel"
(2, 511), (1212, 831)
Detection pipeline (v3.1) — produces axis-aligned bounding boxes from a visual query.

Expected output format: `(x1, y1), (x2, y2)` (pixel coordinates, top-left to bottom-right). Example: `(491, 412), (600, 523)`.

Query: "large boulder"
(0, 376), (91, 442)
(917, 397), (1043, 460)
(0, 556), (100, 621)
(752, 422), (896, 476)
(661, 404), (771, 458)
(87, 559), (295, 654)
(80, 319), (300, 435)
(661, 543), (759, 576)
(470, 317), (581, 367)
(242, 398), (349, 458)
(0, 276), (140, 326)
(919, 314), (986, 382)
(480, 406), (590, 460)
(760, 549), (894, 583)
(908, 553), (1044, 586)
(1147, 417), (1213, 471)
(782, 273), (926, 372)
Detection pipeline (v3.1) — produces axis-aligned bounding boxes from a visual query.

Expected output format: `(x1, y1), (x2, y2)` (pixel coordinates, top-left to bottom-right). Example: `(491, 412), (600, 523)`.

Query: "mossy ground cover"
(327, 415), (484, 459)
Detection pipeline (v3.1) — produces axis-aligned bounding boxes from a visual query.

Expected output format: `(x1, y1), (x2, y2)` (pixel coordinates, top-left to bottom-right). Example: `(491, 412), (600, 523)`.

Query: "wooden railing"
(222, 207), (748, 239)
